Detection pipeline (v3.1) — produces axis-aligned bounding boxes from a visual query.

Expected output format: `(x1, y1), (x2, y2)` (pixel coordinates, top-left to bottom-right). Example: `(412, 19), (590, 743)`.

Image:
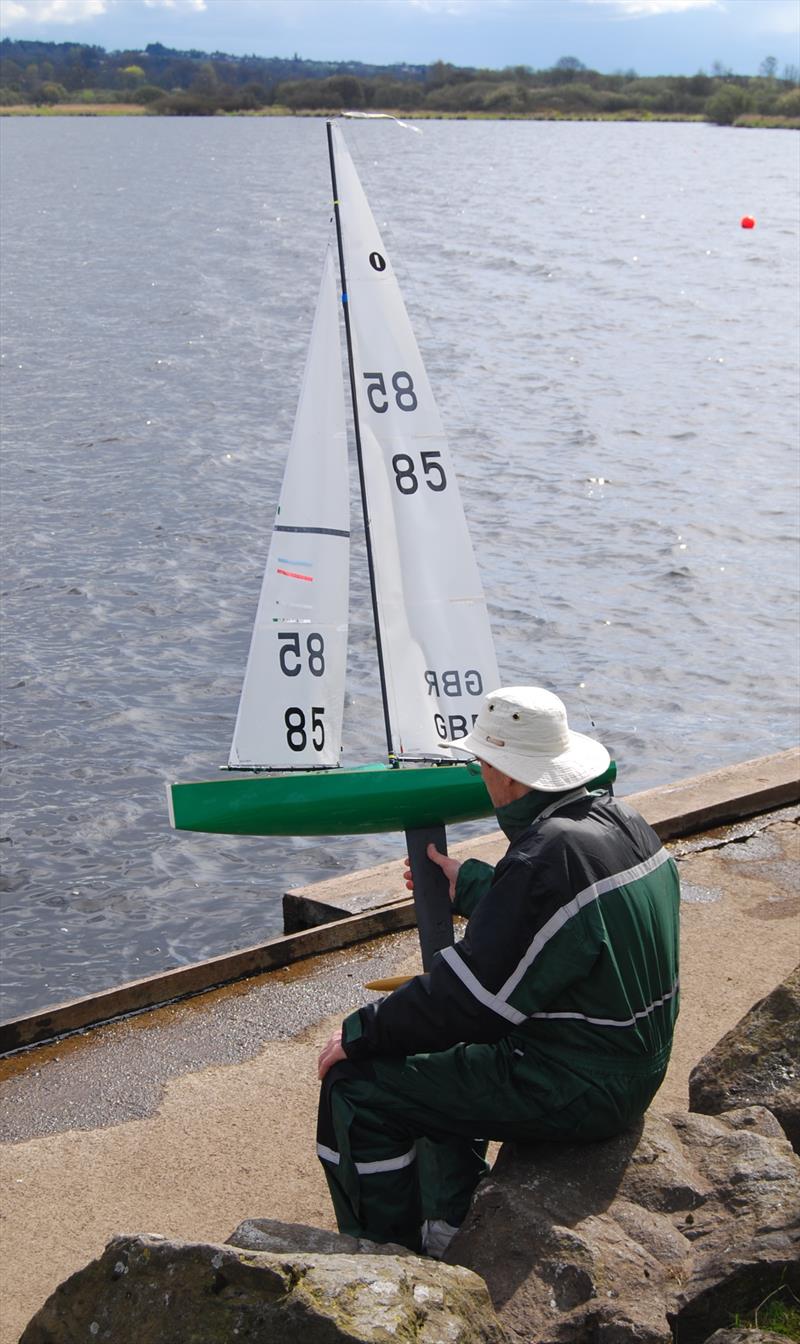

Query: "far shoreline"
(1, 103), (798, 129)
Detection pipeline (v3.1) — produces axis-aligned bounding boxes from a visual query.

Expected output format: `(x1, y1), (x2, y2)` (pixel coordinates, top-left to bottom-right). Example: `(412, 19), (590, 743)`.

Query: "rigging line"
(342, 110), (423, 135)
(340, 121), (608, 745)
(327, 120), (396, 764)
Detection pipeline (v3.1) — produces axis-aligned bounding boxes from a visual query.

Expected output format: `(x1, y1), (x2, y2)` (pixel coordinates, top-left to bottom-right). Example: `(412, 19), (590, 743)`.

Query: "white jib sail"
(331, 125), (499, 758)
(229, 246), (350, 770)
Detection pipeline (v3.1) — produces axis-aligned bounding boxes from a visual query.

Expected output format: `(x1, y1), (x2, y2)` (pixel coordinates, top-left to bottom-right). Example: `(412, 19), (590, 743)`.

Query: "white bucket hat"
(447, 687), (610, 792)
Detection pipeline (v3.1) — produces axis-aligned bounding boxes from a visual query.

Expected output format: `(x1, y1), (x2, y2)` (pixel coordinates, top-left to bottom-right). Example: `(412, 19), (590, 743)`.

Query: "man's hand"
(403, 843), (461, 903)
(318, 1031), (346, 1080)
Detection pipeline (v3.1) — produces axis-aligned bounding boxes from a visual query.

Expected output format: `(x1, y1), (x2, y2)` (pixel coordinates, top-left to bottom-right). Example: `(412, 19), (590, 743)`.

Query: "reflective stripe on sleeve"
(441, 849), (676, 1030)
(440, 945), (526, 1025)
(499, 848), (675, 1003)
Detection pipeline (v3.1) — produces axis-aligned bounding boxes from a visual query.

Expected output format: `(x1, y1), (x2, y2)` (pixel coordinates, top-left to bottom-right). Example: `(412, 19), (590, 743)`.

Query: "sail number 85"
(278, 632), (325, 677)
(285, 706), (325, 752)
(363, 370), (417, 414)
(392, 450), (447, 495)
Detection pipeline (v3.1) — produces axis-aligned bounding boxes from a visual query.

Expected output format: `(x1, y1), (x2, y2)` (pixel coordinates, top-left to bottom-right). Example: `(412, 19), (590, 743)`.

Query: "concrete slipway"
(0, 750), (798, 1343)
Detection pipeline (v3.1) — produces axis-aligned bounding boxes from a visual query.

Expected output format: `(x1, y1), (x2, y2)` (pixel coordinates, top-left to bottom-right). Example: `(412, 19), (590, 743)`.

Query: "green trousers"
(317, 1035), (666, 1251)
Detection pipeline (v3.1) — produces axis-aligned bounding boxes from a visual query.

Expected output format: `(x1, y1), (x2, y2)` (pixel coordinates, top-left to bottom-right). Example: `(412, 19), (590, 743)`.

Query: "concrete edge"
(626, 747), (800, 840)
(2, 748), (797, 1056)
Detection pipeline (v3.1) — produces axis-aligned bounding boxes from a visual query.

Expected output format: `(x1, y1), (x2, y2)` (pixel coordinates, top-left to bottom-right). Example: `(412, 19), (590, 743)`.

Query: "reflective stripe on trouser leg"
(318, 1060), (422, 1249)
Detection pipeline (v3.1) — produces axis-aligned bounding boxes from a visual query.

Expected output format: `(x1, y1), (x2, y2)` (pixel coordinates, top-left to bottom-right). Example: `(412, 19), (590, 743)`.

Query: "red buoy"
(741, 216), (756, 229)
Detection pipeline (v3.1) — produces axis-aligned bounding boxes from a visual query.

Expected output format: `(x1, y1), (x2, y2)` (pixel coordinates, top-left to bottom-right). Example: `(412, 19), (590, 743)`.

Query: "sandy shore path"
(1, 804), (798, 1343)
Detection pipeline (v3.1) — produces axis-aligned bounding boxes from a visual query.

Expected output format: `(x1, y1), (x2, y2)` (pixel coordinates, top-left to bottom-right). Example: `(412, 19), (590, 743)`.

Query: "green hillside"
(1, 38), (798, 125)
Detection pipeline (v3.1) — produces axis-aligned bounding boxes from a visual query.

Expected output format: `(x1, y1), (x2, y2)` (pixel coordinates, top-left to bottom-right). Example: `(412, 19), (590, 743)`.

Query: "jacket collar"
(496, 787), (590, 842)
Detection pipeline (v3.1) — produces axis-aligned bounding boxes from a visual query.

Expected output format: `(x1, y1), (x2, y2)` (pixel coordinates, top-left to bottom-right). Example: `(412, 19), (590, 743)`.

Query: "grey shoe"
(420, 1218), (460, 1259)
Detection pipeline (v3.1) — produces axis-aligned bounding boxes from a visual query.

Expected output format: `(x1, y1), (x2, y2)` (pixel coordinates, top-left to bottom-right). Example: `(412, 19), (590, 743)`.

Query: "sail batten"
(275, 525), (351, 537)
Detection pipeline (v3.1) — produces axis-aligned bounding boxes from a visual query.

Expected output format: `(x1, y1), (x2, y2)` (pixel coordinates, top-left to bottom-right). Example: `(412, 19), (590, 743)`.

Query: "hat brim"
(445, 727), (611, 792)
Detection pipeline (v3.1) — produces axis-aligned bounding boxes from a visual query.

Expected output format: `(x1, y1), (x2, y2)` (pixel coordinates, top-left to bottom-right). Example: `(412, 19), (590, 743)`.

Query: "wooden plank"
(0, 899), (418, 1055)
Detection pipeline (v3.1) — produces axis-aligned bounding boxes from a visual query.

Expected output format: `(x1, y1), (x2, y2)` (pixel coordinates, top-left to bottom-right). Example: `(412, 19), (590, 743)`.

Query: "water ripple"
(1, 116), (798, 1016)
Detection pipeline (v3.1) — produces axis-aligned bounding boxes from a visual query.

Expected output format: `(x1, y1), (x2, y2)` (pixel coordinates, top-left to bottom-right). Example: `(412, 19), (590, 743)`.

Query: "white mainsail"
(330, 125), (499, 758)
(229, 246), (350, 770)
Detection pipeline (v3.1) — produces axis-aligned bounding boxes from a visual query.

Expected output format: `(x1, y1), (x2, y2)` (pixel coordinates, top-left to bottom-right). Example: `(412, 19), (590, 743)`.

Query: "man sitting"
(317, 686), (680, 1255)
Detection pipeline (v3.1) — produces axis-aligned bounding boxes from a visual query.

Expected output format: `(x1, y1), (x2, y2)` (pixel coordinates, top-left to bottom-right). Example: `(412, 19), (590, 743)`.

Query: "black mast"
(327, 121), (453, 970)
(326, 120), (395, 765)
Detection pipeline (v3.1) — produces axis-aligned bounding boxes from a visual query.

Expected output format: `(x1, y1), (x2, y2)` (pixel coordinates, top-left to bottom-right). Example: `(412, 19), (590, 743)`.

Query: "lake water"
(1, 115), (798, 1018)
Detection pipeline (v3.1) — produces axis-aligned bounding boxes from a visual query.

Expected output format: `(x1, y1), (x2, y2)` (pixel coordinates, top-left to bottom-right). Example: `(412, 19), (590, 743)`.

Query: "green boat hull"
(167, 760), (617, 837)
(167, 761), (492, 837)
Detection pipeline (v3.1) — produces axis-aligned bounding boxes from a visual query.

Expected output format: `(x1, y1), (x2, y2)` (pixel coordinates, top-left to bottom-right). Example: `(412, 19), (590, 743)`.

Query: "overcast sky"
(1, 0), (798, 78)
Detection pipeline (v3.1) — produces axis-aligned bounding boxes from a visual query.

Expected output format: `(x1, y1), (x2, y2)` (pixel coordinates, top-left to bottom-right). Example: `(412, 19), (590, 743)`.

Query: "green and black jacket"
(342, 788), (680, 1075)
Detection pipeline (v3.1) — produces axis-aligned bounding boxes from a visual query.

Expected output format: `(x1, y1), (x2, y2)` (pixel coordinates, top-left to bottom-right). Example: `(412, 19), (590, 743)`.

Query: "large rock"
(704, 1332), (795, 1344)
(446, 1108), (800, 1344)
(227, 1217), (415, 1257)
(689, 965), (800, 1153)
(21, 1232), (508, 1344)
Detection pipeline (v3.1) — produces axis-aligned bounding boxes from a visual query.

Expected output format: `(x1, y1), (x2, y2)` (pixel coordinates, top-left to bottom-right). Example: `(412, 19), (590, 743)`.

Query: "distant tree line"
(1, 39), (798, 125)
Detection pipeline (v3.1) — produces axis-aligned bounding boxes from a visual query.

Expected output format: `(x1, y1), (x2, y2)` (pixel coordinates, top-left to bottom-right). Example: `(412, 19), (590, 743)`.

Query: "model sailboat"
(168, 122), (503, 840)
